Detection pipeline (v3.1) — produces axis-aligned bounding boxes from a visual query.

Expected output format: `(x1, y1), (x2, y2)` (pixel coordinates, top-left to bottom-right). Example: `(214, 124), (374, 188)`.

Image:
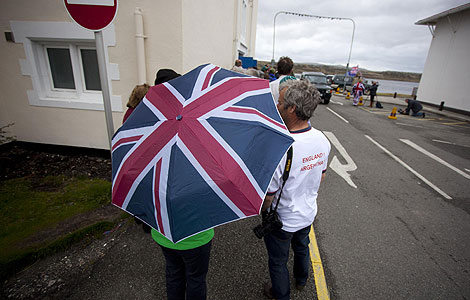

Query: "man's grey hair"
(279, 80), (321, 120)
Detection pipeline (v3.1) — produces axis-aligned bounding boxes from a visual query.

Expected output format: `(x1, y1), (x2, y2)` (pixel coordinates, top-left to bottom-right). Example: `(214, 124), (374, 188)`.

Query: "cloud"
(255, 0), (469, 72)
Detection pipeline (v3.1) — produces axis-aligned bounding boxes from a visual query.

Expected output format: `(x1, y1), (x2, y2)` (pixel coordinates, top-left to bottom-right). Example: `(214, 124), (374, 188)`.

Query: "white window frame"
(10, 21), (121, 111)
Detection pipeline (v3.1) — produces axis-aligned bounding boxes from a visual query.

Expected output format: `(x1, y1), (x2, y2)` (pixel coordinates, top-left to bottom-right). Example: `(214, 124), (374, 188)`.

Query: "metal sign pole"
(95, 30), (114, 150)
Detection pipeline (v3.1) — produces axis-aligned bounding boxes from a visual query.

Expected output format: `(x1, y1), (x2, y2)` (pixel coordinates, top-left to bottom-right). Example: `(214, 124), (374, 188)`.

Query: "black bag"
(376, 101), (383, 109)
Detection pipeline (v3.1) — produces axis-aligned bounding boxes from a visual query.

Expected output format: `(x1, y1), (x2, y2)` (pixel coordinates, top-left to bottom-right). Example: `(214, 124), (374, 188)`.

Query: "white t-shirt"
(269, 75), (287, 104)
(267, 126), (331, 232)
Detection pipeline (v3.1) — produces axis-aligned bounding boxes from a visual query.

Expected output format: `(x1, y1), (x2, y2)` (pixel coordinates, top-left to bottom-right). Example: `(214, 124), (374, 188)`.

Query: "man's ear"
(287, 105), (296, 114)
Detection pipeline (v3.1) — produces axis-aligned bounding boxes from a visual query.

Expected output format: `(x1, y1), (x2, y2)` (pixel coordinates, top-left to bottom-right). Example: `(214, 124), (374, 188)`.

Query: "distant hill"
(257, 61), (421, 83)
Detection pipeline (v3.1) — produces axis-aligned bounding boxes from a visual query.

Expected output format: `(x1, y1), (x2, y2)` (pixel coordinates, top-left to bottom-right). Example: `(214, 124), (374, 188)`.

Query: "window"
(43, 44), (101, 94)
(39, 42), (103, 101)
(80, 49), (101, 91)
(47, 47), (76, 89)
(10, 21), (121, 111)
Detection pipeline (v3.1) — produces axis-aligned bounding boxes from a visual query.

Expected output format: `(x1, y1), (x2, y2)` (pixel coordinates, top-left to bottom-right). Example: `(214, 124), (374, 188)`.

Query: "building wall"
(0, 0), (116, 149)
(138, 1), (183, 82)
(417, 9), (470, 112)
(0, 0), (257, 149)
(181, 0), (236, 72)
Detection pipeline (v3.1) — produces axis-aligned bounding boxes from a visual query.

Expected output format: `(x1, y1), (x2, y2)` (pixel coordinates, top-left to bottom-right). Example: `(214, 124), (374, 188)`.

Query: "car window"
(304, 75), (327, 85)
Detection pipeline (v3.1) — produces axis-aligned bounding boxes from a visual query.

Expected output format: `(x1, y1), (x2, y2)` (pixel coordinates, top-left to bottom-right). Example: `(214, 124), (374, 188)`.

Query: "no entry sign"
(64, 0), (119, 149)
(64, 0), (118, 31)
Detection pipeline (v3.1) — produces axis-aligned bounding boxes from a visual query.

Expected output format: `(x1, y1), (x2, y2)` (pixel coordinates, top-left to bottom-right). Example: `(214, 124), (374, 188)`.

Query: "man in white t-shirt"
(269, 56), (294, 104)
(262, 79), (331, 300)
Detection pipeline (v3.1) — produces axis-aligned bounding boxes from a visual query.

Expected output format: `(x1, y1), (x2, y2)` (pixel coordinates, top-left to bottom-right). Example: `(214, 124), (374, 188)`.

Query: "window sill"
(27, 90), (122, 111)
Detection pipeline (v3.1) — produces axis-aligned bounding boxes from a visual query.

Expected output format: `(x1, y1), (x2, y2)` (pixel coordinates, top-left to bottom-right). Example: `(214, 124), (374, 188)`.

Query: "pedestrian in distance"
(269, 56), (294, 104)
(122, 83), (150, 123)
(398, 98), (425, 117)
(268, 68), (277, 82)
(262, 64), (271, 80)
(155, 68), (181, 86)
(261, 79), (331, 300)
(231, 59), (245, 74)
(352, 79), (365, 106)
(369, 81), (378, 107)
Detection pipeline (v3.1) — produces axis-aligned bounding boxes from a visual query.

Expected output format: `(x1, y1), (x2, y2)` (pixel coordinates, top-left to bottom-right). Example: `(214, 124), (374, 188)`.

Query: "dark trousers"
(264, 225), (311, 300)
(160, 241), (212, 300)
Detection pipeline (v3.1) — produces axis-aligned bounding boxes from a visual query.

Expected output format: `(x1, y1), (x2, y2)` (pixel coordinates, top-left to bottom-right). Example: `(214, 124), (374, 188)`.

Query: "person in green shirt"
(152, 228), (214, 300)
(149, 68), (214, 300)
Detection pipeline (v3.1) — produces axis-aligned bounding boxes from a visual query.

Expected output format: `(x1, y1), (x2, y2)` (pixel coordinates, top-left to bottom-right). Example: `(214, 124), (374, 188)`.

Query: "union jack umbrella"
(111, 64), (293, 243)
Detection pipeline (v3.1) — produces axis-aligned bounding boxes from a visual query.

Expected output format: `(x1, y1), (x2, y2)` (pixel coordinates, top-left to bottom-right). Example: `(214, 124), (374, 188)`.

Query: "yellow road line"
(309, 225), (330, 300)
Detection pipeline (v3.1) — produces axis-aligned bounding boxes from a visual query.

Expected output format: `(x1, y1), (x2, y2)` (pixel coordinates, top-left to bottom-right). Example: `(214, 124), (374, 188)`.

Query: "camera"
(253, 210), (283, 239)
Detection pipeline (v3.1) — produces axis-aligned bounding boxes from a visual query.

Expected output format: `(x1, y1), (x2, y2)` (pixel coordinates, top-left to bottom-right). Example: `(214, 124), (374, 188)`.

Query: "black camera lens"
(252, 211), (283, 239)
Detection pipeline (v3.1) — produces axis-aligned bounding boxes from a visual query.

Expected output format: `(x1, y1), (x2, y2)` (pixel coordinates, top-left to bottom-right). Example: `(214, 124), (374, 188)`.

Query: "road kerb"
(309, 224), (330, 300)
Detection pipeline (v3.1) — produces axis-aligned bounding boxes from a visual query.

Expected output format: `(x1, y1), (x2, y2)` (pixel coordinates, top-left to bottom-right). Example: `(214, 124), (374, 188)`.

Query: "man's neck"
(286, 119), (310, 132)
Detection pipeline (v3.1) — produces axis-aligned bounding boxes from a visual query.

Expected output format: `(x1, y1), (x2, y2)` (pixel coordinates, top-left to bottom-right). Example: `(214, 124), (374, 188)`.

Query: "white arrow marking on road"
(365, 135), (452, 200)
(330, 99), (344, 105)
(323, 131), (357, 188)
(326, 107), (349, 123)
(465, 168), (470, 173)
(400, 139), (470, 180)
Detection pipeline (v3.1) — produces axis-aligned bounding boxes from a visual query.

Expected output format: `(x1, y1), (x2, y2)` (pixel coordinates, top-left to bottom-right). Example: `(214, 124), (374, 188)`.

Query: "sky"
(254, 0), (469, 73)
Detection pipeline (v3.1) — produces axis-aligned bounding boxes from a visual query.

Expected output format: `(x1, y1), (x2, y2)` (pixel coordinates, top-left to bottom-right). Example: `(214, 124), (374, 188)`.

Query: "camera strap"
(272, 146), (293, 213)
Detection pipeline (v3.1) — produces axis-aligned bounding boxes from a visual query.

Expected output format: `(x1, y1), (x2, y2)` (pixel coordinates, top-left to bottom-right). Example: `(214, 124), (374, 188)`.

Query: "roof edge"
(415, 3), (470, 25)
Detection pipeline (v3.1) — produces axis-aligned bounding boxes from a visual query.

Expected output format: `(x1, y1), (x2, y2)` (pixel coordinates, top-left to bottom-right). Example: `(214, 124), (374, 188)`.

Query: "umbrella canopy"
(112, 64), (293, 243)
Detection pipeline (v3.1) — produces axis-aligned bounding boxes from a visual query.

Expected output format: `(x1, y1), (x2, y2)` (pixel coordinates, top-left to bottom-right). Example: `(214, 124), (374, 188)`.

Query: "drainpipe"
(134, 7), (147, 84)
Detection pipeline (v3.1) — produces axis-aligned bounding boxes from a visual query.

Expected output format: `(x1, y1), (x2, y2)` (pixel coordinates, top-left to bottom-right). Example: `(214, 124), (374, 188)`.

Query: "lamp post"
(272, 11), (355, 74)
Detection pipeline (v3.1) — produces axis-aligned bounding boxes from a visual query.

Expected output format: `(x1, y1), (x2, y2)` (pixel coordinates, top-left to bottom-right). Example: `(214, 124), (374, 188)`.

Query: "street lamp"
(272, 11), (355, 74)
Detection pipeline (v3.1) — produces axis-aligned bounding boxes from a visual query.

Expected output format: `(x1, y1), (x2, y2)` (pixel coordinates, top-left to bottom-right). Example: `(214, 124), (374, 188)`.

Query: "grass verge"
(0, 175), (116, 280)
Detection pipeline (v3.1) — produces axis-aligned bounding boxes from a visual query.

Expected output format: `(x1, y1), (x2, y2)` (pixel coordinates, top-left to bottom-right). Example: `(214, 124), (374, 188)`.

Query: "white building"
(0, 0), (258, 149)
(415, 3), (470, 113)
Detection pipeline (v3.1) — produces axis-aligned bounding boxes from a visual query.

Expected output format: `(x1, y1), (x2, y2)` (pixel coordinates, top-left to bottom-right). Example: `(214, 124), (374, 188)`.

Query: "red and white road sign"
(64, 0), (118, 31)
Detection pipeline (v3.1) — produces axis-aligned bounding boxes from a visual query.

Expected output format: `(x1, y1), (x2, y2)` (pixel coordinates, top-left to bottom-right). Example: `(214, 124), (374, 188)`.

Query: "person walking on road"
(152, 229), (213, 300)
(369, 81), (378, 107)
(269, 56), (294, 104)
(352, 79), (365, 106)
(150, 69), (214, 300)
(399, 98), (425, 117)
(262, 79), (331, 300)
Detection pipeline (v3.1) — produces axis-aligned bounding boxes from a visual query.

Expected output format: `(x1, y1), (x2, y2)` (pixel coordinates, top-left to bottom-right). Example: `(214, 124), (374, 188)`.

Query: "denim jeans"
(264, 225), (311, 300)
(160, 241), (212, 300)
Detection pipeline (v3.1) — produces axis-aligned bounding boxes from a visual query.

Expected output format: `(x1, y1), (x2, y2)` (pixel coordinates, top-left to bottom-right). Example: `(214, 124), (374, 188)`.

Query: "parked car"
(331, 74), (354, 90)
(300, 72), (332, 104)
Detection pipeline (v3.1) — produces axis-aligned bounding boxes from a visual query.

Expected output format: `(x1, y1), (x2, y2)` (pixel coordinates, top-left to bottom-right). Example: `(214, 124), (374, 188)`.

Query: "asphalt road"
(4, 94), (469, 300)
(313, 94), (470, 299)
